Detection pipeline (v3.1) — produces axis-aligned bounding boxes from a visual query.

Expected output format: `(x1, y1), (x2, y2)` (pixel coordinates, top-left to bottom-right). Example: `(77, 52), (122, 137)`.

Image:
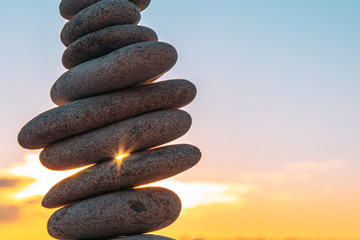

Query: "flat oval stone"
(18, 80), (196, 149)
(114, 235), (175, 240)
(47, 187), (181, 239)
(42, 144), (201, 208)
(59, 0), (151, 20)
(40, 109), (191, 170)
(51, 41), (178, 105)
(63, 25), (158, 69)
(60, 0), (140, 46)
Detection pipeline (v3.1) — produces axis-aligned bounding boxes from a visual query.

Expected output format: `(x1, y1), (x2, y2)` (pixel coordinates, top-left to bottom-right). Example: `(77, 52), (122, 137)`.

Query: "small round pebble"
(59, 0), (151, 20)
(51, 41), (178, 105)
(40, 109), (192, 170)
(60, 0), (140, 46)
(47, 187), (181, 239)
(63, 25), (158, 68)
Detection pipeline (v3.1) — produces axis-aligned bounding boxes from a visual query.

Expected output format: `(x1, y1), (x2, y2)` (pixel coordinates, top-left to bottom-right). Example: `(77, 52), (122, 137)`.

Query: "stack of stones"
(17, 0), (201, 239)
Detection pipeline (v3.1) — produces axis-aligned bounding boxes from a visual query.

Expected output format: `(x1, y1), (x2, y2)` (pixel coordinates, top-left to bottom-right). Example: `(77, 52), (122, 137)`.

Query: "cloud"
(3, 153), (252, 211)
(0, 158), (41, 223)
(0, 153), (252, 224)
(0, 205), (20, 222)
(147, 179), (251, 209)
(241, 171), (286, 183)
(286, 159), (349, 172)
(0, 178), (21, 188)
(9, 154), (83, 199)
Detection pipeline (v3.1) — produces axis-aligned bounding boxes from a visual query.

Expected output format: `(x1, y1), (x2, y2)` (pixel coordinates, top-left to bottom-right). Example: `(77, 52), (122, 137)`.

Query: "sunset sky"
(1, 0), (360, 239)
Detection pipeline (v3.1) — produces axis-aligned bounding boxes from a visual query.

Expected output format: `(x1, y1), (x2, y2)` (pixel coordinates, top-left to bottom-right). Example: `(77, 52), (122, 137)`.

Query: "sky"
(1, 0), (360, 239)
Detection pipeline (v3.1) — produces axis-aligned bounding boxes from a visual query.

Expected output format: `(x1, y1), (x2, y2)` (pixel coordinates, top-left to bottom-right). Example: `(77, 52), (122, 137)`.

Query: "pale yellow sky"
(1, 154), (359, 239)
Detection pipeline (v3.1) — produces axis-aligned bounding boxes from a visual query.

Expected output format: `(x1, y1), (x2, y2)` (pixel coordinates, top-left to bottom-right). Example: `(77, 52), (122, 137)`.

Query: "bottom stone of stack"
(47, 187), (181, 240)
(113, 234), (175, 240)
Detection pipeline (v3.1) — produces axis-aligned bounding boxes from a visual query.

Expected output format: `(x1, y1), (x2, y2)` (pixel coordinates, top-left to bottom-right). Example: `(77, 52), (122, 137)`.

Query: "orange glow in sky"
(0, 154), (359, 240)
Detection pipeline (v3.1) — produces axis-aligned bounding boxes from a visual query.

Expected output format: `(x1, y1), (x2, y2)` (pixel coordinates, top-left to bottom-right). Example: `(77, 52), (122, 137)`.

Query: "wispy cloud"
(8, 154), (84, 199)
(286, 159), (349, 172)
(0, 205), (20, 222)
(239, 159), (350, 184)
(0, 154), (252, 218)
(148, 179), (251, 209)
(0, 178), (22, 188)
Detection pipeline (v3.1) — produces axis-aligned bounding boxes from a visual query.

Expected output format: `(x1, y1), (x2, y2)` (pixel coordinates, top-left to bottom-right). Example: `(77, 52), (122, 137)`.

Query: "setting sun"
(116, 154), (130, 161)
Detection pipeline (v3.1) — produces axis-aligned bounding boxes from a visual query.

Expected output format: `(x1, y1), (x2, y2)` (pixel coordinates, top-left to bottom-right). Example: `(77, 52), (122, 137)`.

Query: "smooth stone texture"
(59, 0), (151, 20)
(60, 0), (140, 46)
(40, 109), (191, 170)
(63, 25), (158, 68)
(113, 235), (175, 240)
(42, 144), (201, 208)
(51, 41), (178, 105)
(47, 187), (181, 239)
(18, 80), (196, 149)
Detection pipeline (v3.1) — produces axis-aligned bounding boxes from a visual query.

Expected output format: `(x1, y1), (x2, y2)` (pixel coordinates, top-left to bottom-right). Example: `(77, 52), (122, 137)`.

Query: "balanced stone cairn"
(17, 0), (201, 239)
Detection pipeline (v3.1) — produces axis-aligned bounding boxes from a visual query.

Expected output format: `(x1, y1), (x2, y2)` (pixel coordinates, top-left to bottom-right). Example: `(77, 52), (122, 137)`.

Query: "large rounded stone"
(51, 41), (177, 105)
(59, 0), (151, 20)
(42, 144), (201, 208)
(60, 0), (140, 46)
(63, 25), (158, 69)
(47, 187), (181, 239)
(40, 109), (191, 170)
(114, 235), (175, 240)
(18, 80), (196, 149)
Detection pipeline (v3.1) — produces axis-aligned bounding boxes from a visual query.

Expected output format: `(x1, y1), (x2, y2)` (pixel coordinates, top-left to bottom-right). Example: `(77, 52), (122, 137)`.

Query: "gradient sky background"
(1, 0), (360, 239)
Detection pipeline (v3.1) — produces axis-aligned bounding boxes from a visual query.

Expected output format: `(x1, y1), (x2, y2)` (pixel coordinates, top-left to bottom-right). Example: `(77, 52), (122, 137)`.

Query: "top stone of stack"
(60, 0), (151, 20)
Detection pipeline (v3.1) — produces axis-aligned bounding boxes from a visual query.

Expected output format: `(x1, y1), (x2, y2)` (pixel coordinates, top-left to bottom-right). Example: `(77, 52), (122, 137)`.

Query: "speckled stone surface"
(60, 0), (100, 19)
(47, 187), (181, 239)
(60, 0), (140, 46)
(43, 144), (201, 208)
(51, 41), (178, 105)
(113, 235), (175, 240)
(63, 25), (158, 68)
(59, 0), (151, 20)
(40, 109), (192, 170)
(18, 80), (196, 150)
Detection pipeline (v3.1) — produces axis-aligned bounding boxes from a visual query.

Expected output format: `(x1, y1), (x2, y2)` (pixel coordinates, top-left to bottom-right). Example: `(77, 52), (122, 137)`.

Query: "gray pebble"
(47, 187), (181, 239)
(40, 109), (191, 170)
(60, 0), (100, 19)
(51, 41), (178, 105)
(18, 80), (196, 149)
(60, 0), (140, 46)
(42, 144), (201, 208)
(60, 0), (151, 20)
(63, 25), (158, 69)
(130, 0), (151, 12)
(112, 235), (175, 240)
